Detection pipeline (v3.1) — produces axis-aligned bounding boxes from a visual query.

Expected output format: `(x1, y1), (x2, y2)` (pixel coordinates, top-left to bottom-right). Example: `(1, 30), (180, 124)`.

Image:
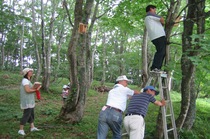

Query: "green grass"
(0, 71), (210, 138)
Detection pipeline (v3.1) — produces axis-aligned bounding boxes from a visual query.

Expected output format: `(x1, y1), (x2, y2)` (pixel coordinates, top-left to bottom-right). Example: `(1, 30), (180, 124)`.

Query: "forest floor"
(0, 71), (210, 139)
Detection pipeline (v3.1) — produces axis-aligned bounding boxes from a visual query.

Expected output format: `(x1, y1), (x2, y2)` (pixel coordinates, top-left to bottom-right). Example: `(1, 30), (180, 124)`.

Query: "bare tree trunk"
(154, 1), (181, 138)
(101, 33), (106, 86)
(85, 0), (99, 87)
(183, 75), (196, 129)
(165, 0), (181, 65)
(182, 0), (205, 130)
(45, 0), (56, 91)
(55, 16), (66, 80)
(0, 2), (4, 70)
(19, 9), (25, 70)
(0, 31), (4, 70)
(32, 0), (41, 81)
(141, 27), (148, 87)
(176, 0), (197, 129)
(41, 0), (47, 91)
(59, 0), (94, 123)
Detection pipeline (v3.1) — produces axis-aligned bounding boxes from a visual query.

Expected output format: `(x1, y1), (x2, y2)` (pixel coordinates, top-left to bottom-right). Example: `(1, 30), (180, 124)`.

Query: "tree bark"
(101, 33), (106, 86)
(177, 0), (199, 128)
(32, 0), (41, 81)
(182, 0), (205, 130)
(41, 0), (48, 91)
(154, 1), (181, 138)
(59, 0), (94, 123)
(141, 27), (148, 88)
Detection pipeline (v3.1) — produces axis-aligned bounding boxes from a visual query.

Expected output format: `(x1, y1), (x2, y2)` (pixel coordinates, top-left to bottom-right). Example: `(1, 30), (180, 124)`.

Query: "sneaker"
(18, 130), (25, 135)
(151, 68), (161, 72)
(30, 127), (40, 132)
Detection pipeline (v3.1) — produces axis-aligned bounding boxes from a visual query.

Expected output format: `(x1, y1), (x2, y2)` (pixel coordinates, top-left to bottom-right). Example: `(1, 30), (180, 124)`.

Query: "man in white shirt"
(144, 5), (166, 71)
(97, 75), (140, 139)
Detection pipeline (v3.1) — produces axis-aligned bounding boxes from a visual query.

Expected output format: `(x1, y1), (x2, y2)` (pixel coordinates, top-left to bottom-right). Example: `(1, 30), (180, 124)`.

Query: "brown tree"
(59, 0), (94, 123)
(176, 0), (206, 130)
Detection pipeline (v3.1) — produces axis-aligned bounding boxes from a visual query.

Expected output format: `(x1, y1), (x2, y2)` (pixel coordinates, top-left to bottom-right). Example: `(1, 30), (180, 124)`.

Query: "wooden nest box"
(79, 23), (88, 33)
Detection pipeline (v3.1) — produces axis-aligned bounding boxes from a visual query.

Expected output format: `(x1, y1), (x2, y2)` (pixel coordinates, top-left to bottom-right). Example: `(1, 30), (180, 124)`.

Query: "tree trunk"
(55, 16), (66, 80)
(165, 0), (181, 65)
(183, 75), (196, 129)
(179, 0), (205, 130)
(154, 1), (181, 138)
(46, 0), (56, 91)
(86, 0), (99, 87)
(141, 27), (148, 88)
(176, 0), (196, 129)
(19, 8), (25, 71)
(0, 2), (4, 70)
(101, 33), (106, 86)
(32, 0), (41, 81)
(59, 0), (94, 123)
(41, 0), (48, 91)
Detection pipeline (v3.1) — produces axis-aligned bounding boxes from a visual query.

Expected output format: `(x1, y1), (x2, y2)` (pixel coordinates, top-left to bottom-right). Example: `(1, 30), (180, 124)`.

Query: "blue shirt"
(125, 92), (156, 117)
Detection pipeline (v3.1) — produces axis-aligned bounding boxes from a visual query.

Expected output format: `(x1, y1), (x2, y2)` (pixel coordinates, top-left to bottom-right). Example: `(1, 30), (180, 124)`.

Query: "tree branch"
(63, 0), (74, 27)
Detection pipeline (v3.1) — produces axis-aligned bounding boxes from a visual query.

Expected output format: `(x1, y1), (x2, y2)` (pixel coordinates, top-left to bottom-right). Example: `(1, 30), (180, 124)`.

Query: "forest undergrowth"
(0, 71), (210, 139)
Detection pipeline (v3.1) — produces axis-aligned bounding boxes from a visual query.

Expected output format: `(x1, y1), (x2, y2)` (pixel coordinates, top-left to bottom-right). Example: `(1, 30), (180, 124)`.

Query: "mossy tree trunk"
(59, 0), (94, 123)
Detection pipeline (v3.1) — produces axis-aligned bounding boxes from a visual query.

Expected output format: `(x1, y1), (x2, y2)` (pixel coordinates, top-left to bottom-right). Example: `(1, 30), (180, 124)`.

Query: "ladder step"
(161, 73), (167, 78)
(167, 128), (174, 132)
(166, 114), (172, 117)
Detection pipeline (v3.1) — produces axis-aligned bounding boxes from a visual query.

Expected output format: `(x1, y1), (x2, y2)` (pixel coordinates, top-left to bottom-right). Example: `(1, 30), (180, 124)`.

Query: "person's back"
(126, 92), (156, 118)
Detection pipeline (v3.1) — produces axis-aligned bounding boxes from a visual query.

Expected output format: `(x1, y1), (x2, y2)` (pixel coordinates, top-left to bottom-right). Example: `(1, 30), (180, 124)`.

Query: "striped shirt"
(125, 92), (156, 117)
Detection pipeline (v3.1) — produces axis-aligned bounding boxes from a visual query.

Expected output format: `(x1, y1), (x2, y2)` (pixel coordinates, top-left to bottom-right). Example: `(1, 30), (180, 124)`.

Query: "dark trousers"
(151, 36), (166, 70)
(20, 108), (34, 125)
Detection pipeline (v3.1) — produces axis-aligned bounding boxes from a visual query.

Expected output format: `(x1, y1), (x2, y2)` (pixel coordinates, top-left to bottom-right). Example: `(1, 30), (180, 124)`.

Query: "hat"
(116, 75), (132, 82)
(63, 85), (68, 89)
(143, 86), (159, 95)
(22, 68), (33, 76)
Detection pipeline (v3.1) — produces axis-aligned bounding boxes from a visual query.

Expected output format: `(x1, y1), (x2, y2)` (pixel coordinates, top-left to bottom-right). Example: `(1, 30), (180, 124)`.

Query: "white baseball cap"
(116, 75), (132, 82)
(63, 85), (69, 89)
(22, 68), (33, 76)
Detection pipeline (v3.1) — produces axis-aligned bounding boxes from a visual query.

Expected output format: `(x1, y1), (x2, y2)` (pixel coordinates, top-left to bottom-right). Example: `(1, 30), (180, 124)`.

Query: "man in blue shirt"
(123, 86), (165, 139)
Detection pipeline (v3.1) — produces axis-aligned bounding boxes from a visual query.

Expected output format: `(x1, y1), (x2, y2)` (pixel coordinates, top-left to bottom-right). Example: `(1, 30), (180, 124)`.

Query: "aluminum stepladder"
(146, 71), (178, 139)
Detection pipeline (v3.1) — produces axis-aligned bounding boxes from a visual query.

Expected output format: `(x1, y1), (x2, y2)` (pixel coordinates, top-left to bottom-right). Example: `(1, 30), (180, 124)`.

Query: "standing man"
(123, 86), (166, 139)
(97, 75), (140, 139)
(145, 5), (166, 71)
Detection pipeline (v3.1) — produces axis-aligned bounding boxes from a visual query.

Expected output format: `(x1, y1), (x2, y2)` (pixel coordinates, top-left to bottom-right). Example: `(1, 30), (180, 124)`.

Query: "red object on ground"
(35, 90), (41, 100)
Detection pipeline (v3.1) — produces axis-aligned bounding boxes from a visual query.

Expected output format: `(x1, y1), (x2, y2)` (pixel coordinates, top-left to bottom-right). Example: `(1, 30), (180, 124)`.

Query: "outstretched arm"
(154, 99), (166, 106)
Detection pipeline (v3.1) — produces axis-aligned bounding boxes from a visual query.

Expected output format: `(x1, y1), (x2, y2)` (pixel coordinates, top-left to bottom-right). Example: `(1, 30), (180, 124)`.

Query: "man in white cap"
(123, 85), (166, 139)
(97, 75), (140, 139)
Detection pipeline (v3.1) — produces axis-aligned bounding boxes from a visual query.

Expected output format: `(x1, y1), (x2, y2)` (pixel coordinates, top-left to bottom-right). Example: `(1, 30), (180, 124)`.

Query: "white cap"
(22, 68), (33, 76)
(63, 85), (68, 89)
(116, 75), (132, 82)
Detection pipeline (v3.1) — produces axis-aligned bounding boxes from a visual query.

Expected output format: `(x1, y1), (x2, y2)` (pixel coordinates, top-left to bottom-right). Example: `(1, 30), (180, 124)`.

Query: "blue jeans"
(97, 107), (123, 139)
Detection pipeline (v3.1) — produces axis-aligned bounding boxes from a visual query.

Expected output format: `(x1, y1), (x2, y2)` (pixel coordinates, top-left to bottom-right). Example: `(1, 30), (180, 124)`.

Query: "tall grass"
(0, 71), (210, 138)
